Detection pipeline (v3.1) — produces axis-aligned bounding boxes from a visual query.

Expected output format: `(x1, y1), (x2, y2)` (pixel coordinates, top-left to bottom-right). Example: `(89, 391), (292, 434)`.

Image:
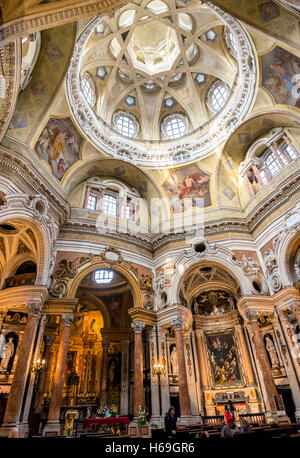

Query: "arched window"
(161, 114), (189, 140)
(81, 73), (96, 107)
(94, 269), (114, 284)
(265, 153), (281, 176)
(113, 112), (139, 138)
(87, 194), (97, 211)
(102, 194), (118, 216)
(207, 81), (229, 113)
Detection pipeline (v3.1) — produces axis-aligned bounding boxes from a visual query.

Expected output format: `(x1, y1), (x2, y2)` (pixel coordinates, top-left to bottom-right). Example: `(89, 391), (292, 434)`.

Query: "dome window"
(80, 74), (96, 107)
(162, 114), (188, 140)
(113, 112), (139, 138)
(94, 269), (114, 284)
(125, 95), (136, 107)
(205, 29), (217, 43)
(146, 1), (169, 14)
(97, 67), (107, 80)
(207, 81), (229, 113)
(195, 73), (206, 86)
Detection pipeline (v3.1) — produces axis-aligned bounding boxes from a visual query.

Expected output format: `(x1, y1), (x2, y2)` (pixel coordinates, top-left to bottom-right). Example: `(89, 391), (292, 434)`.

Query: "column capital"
(28, 302), (43, 317)
(171, 317), (184, 331)
(61, 313), (74, 327)
(131, 321), (145, 333)
(102, 340), (110, 350)
(245, 309), (259, 322)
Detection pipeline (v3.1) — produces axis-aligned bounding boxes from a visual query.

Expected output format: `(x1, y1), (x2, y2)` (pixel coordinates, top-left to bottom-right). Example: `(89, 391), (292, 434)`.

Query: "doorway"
(277, 387), (296, 423)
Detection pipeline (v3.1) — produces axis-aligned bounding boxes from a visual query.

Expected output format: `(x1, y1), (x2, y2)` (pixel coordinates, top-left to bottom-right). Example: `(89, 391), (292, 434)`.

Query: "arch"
(169, 248), (252, 304)
(79, 294), (111, 329)
(67, 260), (143, 309)
(276, 225), (300, 288)
(0, 201), (56, 287)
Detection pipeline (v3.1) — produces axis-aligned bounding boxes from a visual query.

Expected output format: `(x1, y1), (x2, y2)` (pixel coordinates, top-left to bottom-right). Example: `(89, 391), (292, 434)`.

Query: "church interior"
(0, 0), (300, 439)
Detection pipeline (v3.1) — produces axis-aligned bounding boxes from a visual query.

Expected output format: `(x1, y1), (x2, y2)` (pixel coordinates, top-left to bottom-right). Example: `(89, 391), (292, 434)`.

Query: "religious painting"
(259, 2), (279, 22)
(34, 117), (83, 180)
(46, 43), (64, 61)
(0, 332), (19, 374)
(106, 296), (122, 327)
(261, 46), (300, 107)
(163, 164), (211, 214)
(206, 332), (243, 387)
(11, 113), (27, 129)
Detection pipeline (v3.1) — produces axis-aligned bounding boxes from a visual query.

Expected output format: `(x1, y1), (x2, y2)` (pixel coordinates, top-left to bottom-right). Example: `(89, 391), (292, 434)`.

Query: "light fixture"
(31, 358), (46, 375)
(152, 362), (166, 377)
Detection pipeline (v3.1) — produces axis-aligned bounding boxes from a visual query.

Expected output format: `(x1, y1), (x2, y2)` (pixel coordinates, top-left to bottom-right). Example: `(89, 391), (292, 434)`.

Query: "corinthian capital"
(171, 317), (184, 331)
(131, 321), (145, 333)
(27, 303), (42, 317)
(61, 313), (74, 327)
(245, 309), (259, 323)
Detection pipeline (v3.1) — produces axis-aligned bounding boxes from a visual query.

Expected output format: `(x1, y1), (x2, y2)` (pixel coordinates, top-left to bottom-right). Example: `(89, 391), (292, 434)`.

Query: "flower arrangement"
(109, 405), (118, 417)
(96, 405), (106, 418)
(137, 405), (147, 426)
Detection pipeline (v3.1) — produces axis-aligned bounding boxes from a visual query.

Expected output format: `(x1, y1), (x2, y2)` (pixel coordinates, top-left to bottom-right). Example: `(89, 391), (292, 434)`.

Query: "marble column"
(131, 321), (145, 417)
(99, 340), (110, 406)
(245, 311), (277, 415)
(235, 324), (256, 386)
(120, 340), (130, 415)
(43, 314), (73, 436)
(171, 318), (191, 417)
(195, 330), (209, 390)
(0, 303), (42, 437)
(34, 335), (55, 412)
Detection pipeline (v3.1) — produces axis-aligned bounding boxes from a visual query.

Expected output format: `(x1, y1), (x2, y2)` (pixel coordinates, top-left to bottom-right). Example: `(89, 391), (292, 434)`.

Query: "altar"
(83, 417), (130, 435)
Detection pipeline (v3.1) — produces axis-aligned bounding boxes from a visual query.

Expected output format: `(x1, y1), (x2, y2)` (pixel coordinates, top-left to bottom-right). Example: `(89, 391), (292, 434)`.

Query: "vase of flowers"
(96, 405), (106, 418)
(137, 405), (149, 436)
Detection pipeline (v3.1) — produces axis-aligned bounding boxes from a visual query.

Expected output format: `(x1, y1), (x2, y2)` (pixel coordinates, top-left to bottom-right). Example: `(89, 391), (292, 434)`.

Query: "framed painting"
(206, 331), (244, 388)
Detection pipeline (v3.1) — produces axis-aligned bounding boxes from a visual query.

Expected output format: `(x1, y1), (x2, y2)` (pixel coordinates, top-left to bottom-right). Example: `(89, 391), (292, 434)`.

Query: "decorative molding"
(61, 313), (74, 327)
(66, 2), (256, 167)
(131, 321), (145, 333)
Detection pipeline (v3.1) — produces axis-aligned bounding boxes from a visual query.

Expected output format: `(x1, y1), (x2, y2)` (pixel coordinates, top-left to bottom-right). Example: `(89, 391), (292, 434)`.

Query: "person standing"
(164, 407), (177, 439)
(228, 400), (236, 422)
(224, 404), (233, 426)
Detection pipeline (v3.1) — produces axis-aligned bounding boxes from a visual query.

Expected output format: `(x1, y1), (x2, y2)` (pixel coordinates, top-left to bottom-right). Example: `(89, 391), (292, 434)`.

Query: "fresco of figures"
(261, 46), (300, 107)
(34, 117), (83, 180)
(206, 332), (243, 387)
(163, 164), (211, 214)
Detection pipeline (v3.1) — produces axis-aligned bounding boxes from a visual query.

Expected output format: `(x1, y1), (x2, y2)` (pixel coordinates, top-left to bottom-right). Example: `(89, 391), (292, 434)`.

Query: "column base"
(43, 420), (62, 436)
(0, 422), (29, 438)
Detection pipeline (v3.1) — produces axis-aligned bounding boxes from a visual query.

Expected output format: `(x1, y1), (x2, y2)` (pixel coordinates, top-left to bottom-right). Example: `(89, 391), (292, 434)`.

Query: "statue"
(265, 336), (280, 367)
(170, 345), (178, 376)
(264, 249), (277, 273)
(0, 337), (15, 372)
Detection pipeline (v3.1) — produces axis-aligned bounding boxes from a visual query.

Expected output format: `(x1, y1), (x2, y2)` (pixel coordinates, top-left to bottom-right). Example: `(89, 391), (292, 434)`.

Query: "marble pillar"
(235, 324), (256, 386)
(0, 303), (42, 437)
(195, 330), (209, 390)
(34, 335), (55, 412)
(99, 340), (110, 406)
(246, 311), (277, 416)
(131, 321), (145, 417)
(43, 314), (73, 436)
(120, 340), (130, 415)
(171, 318), (191, 417)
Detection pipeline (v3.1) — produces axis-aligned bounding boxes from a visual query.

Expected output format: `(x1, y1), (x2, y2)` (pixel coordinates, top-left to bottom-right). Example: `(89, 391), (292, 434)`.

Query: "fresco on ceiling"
(259, 2), (279, 22)
(261, 46), (300, 107)
(163, 164), (211, 213)
(206, 332), (243, 387)
(34, 117), (83, 180)
(7, 22), (76, 144)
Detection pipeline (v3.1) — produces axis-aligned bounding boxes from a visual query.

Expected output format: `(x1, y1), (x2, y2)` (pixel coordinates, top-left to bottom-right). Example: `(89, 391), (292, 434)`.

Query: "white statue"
(265, 336), (279, 367)
(170, 346), (178, 376)
(0, 337), (14, 372)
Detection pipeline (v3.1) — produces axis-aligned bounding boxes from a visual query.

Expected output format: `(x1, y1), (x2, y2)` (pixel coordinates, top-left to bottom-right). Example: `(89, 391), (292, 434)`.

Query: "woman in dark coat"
(164, 407), (177, 438)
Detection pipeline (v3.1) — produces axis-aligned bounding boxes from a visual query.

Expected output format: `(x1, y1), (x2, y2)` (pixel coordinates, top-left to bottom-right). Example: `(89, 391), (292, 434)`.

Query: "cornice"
(127, 307), (157, 327)
(42, 298), (78, 315)
(0, 0), (128, 47)
(0, 285), (48, 310)
(0, 143), (70, 225)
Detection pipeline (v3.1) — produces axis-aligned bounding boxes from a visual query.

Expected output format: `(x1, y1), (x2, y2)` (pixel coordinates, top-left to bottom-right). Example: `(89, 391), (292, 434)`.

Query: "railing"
(3, 273), (36, 288)
(239, 413), (265, 425)
(202, 415), (223, 426)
